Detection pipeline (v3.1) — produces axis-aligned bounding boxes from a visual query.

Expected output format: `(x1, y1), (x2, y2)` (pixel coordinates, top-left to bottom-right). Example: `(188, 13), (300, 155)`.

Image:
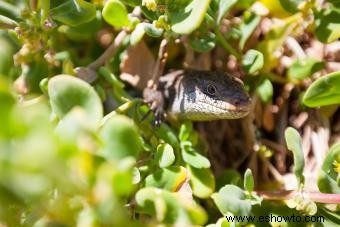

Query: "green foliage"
(142, 22), (163, 37)
(136, 187), (207, 225)
(284, 127), (305, 187)
(130, 23), (145, 45)
(144, 166), (187, 191)
(182, 145), (211, 168)
(244, 168), (254, 192)
(242, 49), (264, 74)
(314, 7), (340, 43)
(100, 115), (141, 160)
(156, 143), (175, 167)
(287, 57), (325, 82)
(303, 71), (340, 107)
(188, 165), (215, 198)
(0, 0), (339, 226)
(58, 15), (102, 41)
(255, 78), (273, 103)
(50, 0), (96, 26)
(279, 0), (304, 13)
(318, 143), (340, 193)
(0, 15), (18, 29)
(212, 184), (260, 218)
(238, 12), (261, 50)
(102, 0), (131, 28)
(0, 32), (16, 75)
(169, 0), (211, 34)
(48, 75), (103, 127)
(216, 0), (237, 25)
(189, 31), (216, 52)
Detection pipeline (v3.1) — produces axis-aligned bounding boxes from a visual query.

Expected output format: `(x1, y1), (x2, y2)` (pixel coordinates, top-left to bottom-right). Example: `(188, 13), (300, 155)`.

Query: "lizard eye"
(206, 84), (217, 96)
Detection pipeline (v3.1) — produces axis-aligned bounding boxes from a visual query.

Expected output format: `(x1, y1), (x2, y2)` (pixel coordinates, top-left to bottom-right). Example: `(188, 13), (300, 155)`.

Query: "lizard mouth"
(194, 99), (251, 120)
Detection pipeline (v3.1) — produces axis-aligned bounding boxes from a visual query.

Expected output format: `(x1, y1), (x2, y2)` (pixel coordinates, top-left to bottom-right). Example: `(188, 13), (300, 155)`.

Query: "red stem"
(256, 190), (340, 204)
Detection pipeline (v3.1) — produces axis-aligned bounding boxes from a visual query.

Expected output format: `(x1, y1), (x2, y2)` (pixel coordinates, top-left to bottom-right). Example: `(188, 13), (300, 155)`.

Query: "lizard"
(143, 69), (251, 124)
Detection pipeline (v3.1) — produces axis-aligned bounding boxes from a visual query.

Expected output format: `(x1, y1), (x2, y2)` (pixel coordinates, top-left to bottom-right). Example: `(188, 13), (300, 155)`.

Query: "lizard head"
(175, 70), (251, 120)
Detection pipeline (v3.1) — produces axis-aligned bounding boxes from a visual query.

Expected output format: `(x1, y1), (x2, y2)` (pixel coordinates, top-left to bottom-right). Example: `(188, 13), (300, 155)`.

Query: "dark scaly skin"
(144, 70), (251, 122)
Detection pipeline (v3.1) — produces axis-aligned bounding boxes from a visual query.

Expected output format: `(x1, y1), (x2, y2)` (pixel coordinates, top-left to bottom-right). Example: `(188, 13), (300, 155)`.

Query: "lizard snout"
(230, 95), (251, 114)
(233, 96), (251, 107)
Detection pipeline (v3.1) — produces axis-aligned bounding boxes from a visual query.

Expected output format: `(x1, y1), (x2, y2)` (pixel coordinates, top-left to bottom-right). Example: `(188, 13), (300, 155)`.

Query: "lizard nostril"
(233, 100), (240, 106)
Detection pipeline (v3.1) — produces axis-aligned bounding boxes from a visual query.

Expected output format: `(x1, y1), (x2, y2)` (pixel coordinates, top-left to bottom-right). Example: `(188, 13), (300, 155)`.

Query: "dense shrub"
(0, 0), (339, 226)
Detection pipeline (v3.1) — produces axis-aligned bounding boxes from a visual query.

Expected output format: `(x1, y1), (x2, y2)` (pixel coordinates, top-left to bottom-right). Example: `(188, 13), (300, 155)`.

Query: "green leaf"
(96, 161), (135, 197)
(182, 145), (210, 169)
(24, 60), (49, 93)
(55, 107), (96, 141)
(235, 0), (256, 10)
(48, 75), (103, 127)
(239, 12), (261, 50)
(141, 5), (158, 21)
(111, 170), (134, 196)
(58, 15), (102, 41)
(130, 23), (145, 45)
(244, 168), (254, 192)
(284, 127), (305, 186)
(39, 78), (48, 95)
(145, 166), (187, 191)
(102, 0), (131, 28)
(0, 78), (16, 137)
(0, 34), (16, 75)
(211, 185), (252, 217)
(189, 31), (216, 52)
(100, 115), (141, 160)
(135, 187), (207, 225)
(178, 121), (193, 142)
(0, 1), (20, 20)
(217, 0), (237, 24)
(0, 15), (18, 29)
(156, 123), (180, 151)
(318, 206), (340, 226)
(303, 71), (340, 107)
(40, 0), (50, 22)
(50, 0), (96, 26)
(242, 49), (264, 74)
(318, 143), (340, 193)
(314, 7), (340, 43)
(156, 143), (175, 168)
(256, 78), (273, 103)
(188, 165), (215, 198)
(121, 0), (141, 7)
(169, 0), (211, 34)
(216, 169), (242, 190)
(328, 0), (340, 7)
(143, 22), (163, 37)
(287, 58), (325, 81)
(279, 0), (304, 13)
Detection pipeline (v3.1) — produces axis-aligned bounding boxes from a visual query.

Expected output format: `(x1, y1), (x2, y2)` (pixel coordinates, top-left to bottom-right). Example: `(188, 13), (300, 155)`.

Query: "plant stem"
(40, 0), (50, 23)
(100, 99), (140, 126)
(150, 38), (168, 86)
(256, 190), (340, 204)
(215, 28), (241, 60)
(88, 30), (128, 70)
